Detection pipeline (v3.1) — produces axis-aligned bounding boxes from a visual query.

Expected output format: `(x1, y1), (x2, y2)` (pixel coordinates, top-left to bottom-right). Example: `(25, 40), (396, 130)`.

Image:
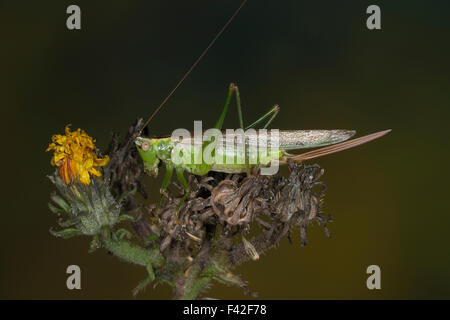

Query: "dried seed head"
(242, 235), (259, 261)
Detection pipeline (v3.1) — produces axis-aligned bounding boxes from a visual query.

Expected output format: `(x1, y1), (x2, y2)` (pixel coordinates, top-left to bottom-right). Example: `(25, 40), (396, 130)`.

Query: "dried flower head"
(46, 125), (109, 185)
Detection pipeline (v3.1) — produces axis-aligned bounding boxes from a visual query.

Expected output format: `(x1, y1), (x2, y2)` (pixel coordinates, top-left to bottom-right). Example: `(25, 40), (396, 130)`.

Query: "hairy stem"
(101, 234), (163, 268)
(179, 265), (213, 300)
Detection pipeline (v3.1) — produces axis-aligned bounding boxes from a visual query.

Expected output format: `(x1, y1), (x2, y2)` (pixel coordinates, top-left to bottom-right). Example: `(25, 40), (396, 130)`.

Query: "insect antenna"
(139, 0), (248, 135)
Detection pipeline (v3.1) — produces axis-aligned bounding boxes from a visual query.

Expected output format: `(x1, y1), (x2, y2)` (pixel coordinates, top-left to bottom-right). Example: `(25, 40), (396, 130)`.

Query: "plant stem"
(101, 234), (163, 268)
(178, 265), (212, 300)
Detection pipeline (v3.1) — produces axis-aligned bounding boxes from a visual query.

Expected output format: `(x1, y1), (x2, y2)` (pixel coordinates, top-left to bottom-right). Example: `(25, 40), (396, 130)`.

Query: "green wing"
(177, 129), (356, 152)
(277, 130), (356, 150)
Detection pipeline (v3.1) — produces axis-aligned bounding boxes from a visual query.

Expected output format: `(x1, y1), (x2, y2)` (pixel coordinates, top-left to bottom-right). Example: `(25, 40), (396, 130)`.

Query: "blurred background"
(1, 0), (449, 299)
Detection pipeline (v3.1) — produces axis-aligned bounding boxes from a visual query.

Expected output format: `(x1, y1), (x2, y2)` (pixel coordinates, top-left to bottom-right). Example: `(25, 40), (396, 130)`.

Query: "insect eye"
(141, 141), (150, 151)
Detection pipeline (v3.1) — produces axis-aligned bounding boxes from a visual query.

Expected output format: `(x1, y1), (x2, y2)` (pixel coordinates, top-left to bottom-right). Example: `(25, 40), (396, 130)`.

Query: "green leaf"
(146, 234), (159, 244)
(50, 194), (70, 213)
(117, 214), (136, 223)
(116, 228), (132, 240)
(48, 202), (64, 215)
(49, 228), (82, 239)
(116, 187), (137, 203)
(58, 218), (80, 228)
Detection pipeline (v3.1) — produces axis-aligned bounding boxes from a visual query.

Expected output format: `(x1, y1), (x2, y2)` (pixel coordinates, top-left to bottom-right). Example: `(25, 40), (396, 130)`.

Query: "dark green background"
(2, 0), (449, 299)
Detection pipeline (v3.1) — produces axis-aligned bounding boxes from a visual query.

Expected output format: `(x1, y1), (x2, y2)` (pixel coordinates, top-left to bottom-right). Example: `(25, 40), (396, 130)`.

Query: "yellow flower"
(46, 125), (109, 185)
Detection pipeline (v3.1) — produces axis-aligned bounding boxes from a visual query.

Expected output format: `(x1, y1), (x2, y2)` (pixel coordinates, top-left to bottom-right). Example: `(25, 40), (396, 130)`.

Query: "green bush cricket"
(134, 1), (391, 208)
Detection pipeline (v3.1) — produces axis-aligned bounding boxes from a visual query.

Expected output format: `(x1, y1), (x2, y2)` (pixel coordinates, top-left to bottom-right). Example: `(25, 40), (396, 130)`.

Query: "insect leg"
(198, 83), (239, 176)
(229, 83), (252, 174)
(214, 83), (242, 130)
(175, 167), (190, 209)
(233, 83), (244, 129)
(203, 83), (243, 176)
(245, 104), (280, 129)
(244, 104), (279, 176)
(159, 163), (174, 207)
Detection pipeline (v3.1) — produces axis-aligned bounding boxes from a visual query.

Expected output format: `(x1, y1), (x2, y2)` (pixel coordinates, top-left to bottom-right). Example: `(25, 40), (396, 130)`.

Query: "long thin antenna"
(140, 0), (248, 134)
